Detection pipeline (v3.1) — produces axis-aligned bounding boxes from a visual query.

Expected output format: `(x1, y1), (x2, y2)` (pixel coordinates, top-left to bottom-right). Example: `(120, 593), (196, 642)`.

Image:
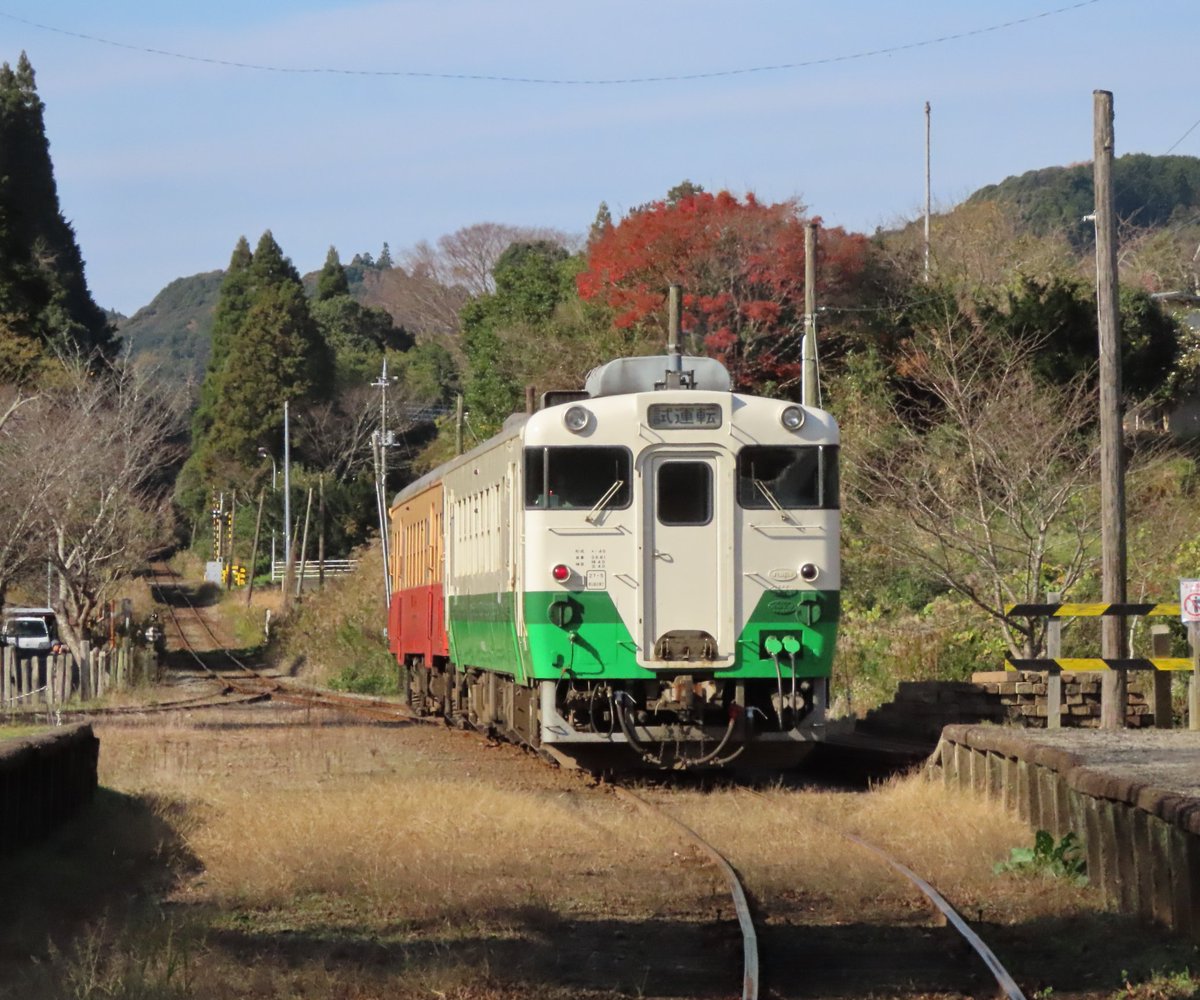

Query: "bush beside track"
(267, 544), (399, 695)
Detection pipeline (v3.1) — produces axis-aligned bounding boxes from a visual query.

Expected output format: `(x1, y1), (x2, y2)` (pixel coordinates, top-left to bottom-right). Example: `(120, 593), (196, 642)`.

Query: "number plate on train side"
(647, 403), (722, 429)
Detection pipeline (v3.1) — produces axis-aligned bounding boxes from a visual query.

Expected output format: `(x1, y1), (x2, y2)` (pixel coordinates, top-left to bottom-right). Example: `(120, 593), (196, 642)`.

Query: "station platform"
(929, 724), (1200, 941)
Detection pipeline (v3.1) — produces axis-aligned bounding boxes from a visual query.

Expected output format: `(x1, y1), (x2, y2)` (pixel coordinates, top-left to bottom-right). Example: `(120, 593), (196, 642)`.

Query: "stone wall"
(0, 724), (99, 854)
(971, 671), (1155, 728)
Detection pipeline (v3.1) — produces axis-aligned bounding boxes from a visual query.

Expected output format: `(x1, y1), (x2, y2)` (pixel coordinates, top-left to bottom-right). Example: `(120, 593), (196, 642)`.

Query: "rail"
(613, 786), (759, 1000)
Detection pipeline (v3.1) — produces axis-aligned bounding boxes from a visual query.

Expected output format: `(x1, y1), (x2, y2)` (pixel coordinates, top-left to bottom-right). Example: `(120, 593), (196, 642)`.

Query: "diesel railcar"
(387, 353), (839, 769)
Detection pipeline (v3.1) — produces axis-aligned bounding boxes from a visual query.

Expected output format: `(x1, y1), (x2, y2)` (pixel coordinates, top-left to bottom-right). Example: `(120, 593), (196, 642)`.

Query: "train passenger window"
(657, 462), (712, 525)
(736, 446), (839, 510)
(524, 446), (632, 510)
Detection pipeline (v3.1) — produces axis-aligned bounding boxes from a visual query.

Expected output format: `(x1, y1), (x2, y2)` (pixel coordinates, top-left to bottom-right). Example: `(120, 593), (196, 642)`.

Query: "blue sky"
(2, 0), (1196, 315)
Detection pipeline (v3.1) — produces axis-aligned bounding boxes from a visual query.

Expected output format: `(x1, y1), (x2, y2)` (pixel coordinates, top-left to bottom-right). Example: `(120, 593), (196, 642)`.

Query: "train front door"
(642, 453), (728, 663)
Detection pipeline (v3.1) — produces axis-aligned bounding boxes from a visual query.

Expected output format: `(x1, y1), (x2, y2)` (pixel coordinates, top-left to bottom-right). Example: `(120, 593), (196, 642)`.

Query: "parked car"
(0, 607), (65, 657)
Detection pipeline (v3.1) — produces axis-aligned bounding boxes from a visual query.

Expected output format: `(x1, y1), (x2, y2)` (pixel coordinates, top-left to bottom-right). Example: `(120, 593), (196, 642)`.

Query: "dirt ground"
(1, 705), (1198, 999)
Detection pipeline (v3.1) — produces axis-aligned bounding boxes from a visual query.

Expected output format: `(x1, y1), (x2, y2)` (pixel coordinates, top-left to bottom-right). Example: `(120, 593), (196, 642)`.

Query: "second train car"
(387, 352), (839, 769)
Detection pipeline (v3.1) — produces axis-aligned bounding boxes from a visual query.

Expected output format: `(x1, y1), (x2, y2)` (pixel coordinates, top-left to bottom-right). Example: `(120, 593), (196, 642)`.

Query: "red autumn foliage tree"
(576, 190), (871, 389)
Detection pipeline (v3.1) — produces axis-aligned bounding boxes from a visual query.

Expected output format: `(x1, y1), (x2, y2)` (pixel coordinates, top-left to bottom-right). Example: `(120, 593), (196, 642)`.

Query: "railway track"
(55, 561), (430, 725)
(75, 563), (1029, 997)
(613, 783), (1029, 1000)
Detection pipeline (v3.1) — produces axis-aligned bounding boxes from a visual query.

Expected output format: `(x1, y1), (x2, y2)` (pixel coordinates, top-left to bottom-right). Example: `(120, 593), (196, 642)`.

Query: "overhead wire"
(0, 1), (1104, 85)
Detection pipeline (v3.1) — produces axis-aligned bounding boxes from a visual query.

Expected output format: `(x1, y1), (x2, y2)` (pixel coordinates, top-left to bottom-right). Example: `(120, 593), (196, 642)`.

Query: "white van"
(0, 607), (63, 657)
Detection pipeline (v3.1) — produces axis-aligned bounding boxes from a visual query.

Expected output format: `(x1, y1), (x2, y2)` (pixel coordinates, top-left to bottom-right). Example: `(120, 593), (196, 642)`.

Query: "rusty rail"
(613, 786), (758, 1000)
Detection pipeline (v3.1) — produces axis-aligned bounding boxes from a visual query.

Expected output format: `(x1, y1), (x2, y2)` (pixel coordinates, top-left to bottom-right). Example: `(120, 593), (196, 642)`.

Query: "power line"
(0, 1), (1105, 86)
(1166, 115), (1200, 155)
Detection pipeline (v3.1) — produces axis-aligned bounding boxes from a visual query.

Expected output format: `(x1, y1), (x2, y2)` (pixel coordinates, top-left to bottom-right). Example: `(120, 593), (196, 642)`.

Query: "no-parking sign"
(1181, 579), (1200, 623)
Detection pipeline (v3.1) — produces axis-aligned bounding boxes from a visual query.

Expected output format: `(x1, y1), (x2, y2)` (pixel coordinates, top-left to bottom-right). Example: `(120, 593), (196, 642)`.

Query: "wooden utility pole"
(455, 394), (464, 456)
(245, 490), (265, 608)
(802, 221), (818, 407)
(1094, 89), (1127, 729)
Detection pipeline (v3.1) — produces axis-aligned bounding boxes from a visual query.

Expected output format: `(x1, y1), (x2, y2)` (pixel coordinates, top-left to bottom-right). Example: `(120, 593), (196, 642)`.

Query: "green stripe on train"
(448, 589), (839, 681)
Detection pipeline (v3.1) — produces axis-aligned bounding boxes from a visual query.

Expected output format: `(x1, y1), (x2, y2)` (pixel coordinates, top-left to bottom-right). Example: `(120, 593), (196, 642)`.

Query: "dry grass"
(98, 720), (722, 926)
(653, 773), (1097, 926)
(12, 717), (1194, 999)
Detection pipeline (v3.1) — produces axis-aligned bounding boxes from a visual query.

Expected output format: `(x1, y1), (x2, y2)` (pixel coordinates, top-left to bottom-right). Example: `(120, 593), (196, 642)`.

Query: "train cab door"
(641, 452), (731, 664)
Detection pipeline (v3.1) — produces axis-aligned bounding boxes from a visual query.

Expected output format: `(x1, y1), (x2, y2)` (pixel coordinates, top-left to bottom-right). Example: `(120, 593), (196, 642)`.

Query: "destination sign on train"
(647, 403), (722, 429)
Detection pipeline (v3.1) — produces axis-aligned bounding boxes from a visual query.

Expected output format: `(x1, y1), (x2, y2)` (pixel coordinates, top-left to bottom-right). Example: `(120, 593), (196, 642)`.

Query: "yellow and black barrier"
(1005, 657), (1193, 673)
(1005, 603), (1180, 618)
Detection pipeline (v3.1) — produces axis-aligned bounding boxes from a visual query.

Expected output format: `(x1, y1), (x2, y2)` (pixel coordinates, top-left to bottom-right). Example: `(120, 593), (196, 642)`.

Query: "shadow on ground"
(0, 788), (199, 990)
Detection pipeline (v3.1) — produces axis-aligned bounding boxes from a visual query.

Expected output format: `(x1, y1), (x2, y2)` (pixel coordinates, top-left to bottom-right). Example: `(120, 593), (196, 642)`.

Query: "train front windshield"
(736, 445), (839, 510)
(525, 446), (633, 510)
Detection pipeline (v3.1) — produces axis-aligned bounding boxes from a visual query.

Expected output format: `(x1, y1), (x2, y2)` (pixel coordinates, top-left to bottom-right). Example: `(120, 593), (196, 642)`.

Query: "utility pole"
(372, 359), (393, 609)
(282, 400), (295, 612)
(924, 100), (932, 282)
(802, 221), (819, 407)
(1094, 89), (1127, 729)
(455, 394), (465, 456)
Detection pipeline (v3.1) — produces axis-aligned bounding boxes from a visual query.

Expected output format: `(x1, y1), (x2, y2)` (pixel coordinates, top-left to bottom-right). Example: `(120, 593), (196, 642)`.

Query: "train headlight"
(780, 405), (805, 431)
(563, 405), (590, 433)
(799, 562), (819, 582)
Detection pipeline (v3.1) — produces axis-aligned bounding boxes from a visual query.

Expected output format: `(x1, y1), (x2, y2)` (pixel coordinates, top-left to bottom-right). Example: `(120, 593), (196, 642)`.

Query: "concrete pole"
(1094, 90), (1127, 729)
(283, 399), (295, 612)
(924, 100), (932, 282)
(802, 222), (818, 407)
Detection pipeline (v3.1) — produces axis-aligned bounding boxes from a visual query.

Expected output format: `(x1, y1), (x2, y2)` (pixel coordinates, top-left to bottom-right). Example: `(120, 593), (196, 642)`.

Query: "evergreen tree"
(0, 53), (114, 377)
(462, 241), (574, 430)
(179, 231), (333, 505)
(191, 236), (253, 442)
(315, 246), (350, 301)
(378, 242), (393, 269)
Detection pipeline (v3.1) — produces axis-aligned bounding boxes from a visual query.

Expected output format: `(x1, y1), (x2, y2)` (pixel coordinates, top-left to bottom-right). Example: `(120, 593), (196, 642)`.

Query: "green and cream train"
(387, 353), (839, 769)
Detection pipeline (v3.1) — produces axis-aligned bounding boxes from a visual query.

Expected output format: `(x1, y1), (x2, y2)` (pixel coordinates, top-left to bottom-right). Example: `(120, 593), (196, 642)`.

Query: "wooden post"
(318, 474), (326, 591)
(1191, 623), (1200, 732)
(1, 645), (9, 705)
(296, 487), (314, 598)
(245, 489), (266, 608)
(1046, 591), (1062, 729)
(80, 641), (91, 701)
(455, 394), (465, 457)
(1094, 90), (1127, 729)
(1150, 625), (1173, 729)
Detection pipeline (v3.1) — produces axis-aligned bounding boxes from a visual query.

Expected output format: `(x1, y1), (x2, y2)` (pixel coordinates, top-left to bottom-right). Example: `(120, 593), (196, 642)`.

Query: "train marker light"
(799, 562), (819, 582)
(563, 405), (590, 433)
(780, 405), (805, 431)
(551, 563), (571, 582)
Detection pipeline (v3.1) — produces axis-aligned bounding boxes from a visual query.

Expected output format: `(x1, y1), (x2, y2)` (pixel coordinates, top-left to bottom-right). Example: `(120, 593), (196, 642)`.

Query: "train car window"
(657, 462), (712, 525)
(737, 445), (840, 510)
(524, 446), (632, 510)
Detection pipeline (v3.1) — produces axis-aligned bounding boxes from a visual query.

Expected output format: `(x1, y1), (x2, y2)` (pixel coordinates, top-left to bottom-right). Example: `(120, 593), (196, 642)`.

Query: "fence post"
(1150, 624), (1173, 729)
(1190, 623), (1200, 732)
(1045, 591), (1062, 729)
(80, 641), (91, 701)
(1, 644), (10, 706)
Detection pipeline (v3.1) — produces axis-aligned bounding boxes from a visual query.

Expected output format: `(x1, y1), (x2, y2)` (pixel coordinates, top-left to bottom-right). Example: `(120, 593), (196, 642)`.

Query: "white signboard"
(1180, 578), (1200, 623)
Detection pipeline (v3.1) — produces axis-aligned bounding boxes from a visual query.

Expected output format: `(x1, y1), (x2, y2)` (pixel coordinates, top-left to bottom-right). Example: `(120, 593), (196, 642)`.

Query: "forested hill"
(118, 270), (224, 383)
(967, 153), (1200, 242)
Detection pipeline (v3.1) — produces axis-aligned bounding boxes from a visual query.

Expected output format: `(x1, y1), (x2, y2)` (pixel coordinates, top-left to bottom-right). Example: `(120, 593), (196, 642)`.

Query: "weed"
(994, 829), (1087, 884)
(1112, 967), (1199, 999)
